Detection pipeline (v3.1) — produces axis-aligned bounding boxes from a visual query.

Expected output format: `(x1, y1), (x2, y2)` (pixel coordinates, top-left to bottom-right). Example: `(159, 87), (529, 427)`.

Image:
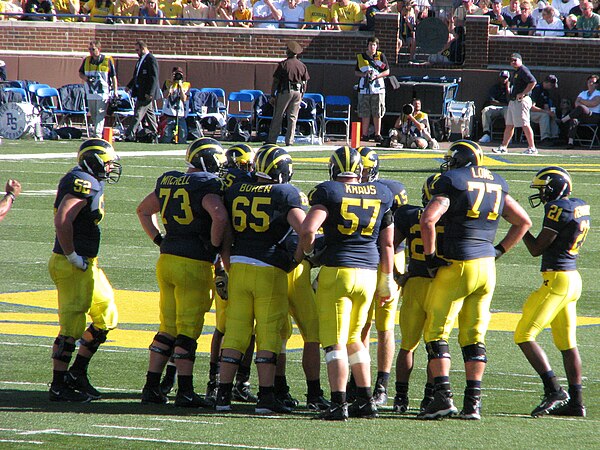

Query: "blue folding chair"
(199, 88), (227, 115)
(112, 88), (135, 137)
(2, 87), (27, 102)
(226, 91), (254, 140)
(36, 87), (89, 134)
(322, 95), (351, 143)
(28, 83), (50, 104)
(298, 93), (324, 140)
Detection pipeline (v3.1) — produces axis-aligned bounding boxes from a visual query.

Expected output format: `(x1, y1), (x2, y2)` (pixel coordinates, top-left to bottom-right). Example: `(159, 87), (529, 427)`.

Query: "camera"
(87, 75), (98, 83)
(402, 103), (415, 115)
(173, 71), (184, 81)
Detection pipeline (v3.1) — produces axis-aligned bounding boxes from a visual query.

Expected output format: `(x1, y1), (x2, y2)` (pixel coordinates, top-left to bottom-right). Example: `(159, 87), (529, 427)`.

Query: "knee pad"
(172, 334), (198, 362)
(149, 333), (175, 357)
(324, 347), (348, 365)
(348, 349), (370, 366)
(425, 340), (451, 361)
(462, 343), (487, 363)
(255, 353), (277, 365)
(220, 352), (242, 366)
(80, 325), (108, 354)
(52, 335), (76, 363)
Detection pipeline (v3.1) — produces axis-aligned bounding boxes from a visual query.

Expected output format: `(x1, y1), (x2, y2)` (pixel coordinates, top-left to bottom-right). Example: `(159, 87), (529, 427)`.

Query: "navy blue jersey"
(308, 180), (393, 270)
(225, 181), (304, 271)
(155, 170), (224, 262)
(53, 166), (104, 258)
(431, 166), (508, 260)
(541, 197), (590, 272)
(378, 178), (409, 212)
(221, 167), (255, 190)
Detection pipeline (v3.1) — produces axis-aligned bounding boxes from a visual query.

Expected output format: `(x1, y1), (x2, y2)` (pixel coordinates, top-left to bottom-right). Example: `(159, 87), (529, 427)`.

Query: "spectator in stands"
(530, 74), (560, 146)
(361, 0), (389, 31)
(478, 0), (490, 14)
(1, 0), (23, 20)
(214, 0), (234, 26)
(569, 0), (586, 16)
(0, 178), (20, 222)
(453, 0), (481, 28)
(487, 0), (513, 28)
(252, 0), (281, 28)
(564, 13), (579, 34)
(160, 0), (183, 24)
(428, 25), (465, 64)
(79, 40), (118, 138)
(479, 70), (510, 144)
(0, 60), (5, 80)
(160, 66), (190, 143)
(399, 1), (417, 62)
(54, 0), (80, 21)
(232, 0), (251, 26)
(23, 0), (56, 21)
(356, 36), (389, 143)
(561, 74), (600, 148)
(332, 0), (365, 30)
(280, 0), (307, 28)
(114, 0), (139, 23)
(302, 0), (331, 28)
(140, 0), (165, 23)
(555, 0), (577, 18)
(536, 5), (564, 34)
(183, 0), (214, 25)
(82, 0), (114, 22)
(501, 0), (520, 18)
(576, 1), (600, 36)
(513, 1), (535, 34)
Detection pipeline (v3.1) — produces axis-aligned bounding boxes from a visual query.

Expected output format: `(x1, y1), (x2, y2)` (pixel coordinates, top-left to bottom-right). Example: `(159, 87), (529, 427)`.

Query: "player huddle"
(48, 138), (590, 421)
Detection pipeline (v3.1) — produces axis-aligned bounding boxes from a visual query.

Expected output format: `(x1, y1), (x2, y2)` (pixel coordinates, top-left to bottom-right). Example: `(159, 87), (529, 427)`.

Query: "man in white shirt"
(281, 0), (307, 27)
(555, 0), (578, 18)
(253, 0), (282, 28)
(535, 5), (564, 34)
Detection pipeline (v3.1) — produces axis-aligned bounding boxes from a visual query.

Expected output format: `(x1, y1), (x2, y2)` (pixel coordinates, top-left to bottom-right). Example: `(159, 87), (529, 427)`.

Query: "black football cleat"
(49, 383), (91, 403)
(275, 388), (299, 409)
(232, 381), (258, 403)
(205, 379), (219, 403)
(548, 400), (586, 417)
(392, 394), (409, 413)
(141, 385), (168, 404)
(419, 394), (434, 412)
(315, 402), (349, 421)
(417, 389), (458, 420)
(215, 386), (232, 412)
(255, 392), (293, 414)
(531, 388), (569, 417)
(175, 390), (214, 408)
(348, 397), (379, 419)
(373, 385), (388, 406)
(458, 395), (481, 420)
(307, 395), (331, 411)
(65, 370), (101, 400)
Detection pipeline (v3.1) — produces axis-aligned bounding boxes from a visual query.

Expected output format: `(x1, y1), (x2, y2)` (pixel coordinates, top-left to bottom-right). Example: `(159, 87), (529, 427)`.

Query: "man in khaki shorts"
(355, 37), (390, 143)
(493, 53), (538, 155)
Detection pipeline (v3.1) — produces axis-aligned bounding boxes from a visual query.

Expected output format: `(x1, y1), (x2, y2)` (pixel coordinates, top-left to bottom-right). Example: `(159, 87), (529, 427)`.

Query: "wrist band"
(5, 192), (15, 202)
(153, 233), (163, 246)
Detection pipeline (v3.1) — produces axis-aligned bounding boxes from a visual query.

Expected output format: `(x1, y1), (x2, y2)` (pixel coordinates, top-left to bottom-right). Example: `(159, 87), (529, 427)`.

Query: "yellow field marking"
(2, 290), (599, 351)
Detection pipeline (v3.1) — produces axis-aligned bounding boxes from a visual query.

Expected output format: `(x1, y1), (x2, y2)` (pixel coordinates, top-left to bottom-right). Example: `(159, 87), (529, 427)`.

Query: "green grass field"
(0, 139), (599, 449)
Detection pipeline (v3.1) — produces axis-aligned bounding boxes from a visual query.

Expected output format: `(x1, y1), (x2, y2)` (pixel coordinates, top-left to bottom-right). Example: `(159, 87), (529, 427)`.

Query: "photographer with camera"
(79, 40), (118, 138)
(356, 36), (389, 143)
(160, 67), (190, 144)
(389, 98), (438, 149)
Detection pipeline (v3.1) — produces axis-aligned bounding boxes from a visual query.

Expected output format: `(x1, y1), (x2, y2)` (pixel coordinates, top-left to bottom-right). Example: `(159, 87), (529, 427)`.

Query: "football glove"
(214, 268), (228, 300)
(393, 268), (410, 288)
(424, 253), (450, 278)
(66, 251), (89, 271)
(494, 244), (506, 260)
(376, 272), (396, 302)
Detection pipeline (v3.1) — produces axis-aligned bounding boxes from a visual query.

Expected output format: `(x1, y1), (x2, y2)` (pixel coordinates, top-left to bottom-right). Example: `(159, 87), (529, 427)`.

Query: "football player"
(392, 173), (441, 414)
(203, 143), (259, 405)
(216, 146), (305, 414)
(515, 167), (590, 417)
(418, 140), (531, 420)
(137, 137), (231, 408)
(48, 138), (122, 402)
(354, 146), (409, 406)
(300, 146), (395, 421)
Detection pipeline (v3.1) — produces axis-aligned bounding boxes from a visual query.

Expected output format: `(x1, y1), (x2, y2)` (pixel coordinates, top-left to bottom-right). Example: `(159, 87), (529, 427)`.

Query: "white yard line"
(93, 425), (163, 431)
(0, 439), (43, 445)
(150, 417), (224, 425)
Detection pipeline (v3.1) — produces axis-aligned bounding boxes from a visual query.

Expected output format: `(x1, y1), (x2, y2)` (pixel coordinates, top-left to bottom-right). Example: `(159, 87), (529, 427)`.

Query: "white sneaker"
(492, 146), (507, 154)
(478, 134), (491, 143)
(523, 147), (538, 155)
(428, 139), (440, 149)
